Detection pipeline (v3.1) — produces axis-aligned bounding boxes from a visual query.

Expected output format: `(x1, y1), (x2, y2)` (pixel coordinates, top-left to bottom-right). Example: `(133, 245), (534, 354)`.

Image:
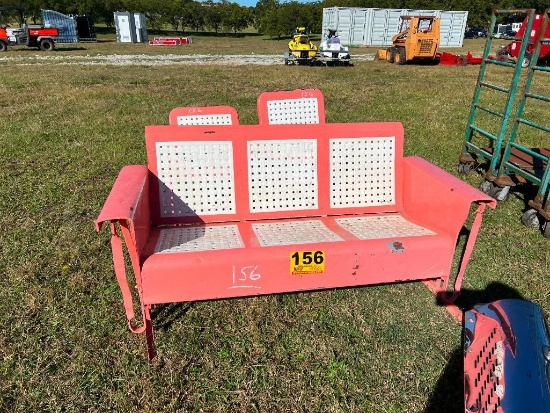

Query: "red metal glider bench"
(96, 107), (495, 360)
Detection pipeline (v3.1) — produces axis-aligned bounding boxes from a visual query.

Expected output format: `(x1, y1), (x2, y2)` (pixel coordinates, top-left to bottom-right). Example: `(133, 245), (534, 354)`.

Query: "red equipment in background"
(149, 37), (192, 46)
(0, 6), (58, 52)
(499, 13), (550, 66)
(438, 51), (485, 65)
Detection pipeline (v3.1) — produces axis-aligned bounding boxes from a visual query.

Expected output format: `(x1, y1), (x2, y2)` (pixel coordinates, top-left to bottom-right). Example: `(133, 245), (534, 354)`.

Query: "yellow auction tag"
(290, 251), (325, 275)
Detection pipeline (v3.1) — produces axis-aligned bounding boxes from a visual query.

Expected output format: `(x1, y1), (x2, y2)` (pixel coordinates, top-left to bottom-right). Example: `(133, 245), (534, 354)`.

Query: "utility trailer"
(0, 6), (58, 51)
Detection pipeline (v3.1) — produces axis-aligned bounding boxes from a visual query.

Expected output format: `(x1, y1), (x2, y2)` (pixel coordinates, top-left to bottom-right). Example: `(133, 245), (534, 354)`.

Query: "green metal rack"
(493, 9), (550, 238)
(458, 9), (536, 203)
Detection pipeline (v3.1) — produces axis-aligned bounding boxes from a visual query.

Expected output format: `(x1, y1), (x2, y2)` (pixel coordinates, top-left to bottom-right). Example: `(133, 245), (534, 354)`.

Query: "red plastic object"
(169, 106), (239, 126)
(29, 28), (58, 36)
(97, 106), (495, 359)
(257, 89), (325, 125)
(149, 37), (192, 46)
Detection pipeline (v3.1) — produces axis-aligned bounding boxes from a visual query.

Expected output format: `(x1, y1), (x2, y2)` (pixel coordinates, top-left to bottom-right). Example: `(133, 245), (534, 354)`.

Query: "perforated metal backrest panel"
(252, 220), (343, 246)
(266, 98), (320, 125)
(155, 225), (244, 253)
(330, 137), (395, 208)
(248, 139), (318, 212)
(176, 114), (233, 126)
(156, 141), (236, 217)
(169, 106), (239, 126)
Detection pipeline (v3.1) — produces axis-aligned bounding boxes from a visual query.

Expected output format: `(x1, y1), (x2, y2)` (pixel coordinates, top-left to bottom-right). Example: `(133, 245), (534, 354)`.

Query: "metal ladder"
(458, 9), (536, 203)
(495, 9), (550, 237)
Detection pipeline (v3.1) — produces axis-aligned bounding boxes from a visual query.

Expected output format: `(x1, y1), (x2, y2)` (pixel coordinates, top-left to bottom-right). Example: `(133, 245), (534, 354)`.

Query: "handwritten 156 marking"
(228, 265), (262, 289)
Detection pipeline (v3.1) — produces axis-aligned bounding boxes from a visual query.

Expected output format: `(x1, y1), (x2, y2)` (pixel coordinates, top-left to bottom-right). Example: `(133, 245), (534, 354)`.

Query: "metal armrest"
(403, 157), (496, 304)
(402, 156), (496, 235)
(96, 165), (151, 335)
(96, 165), (151, 252)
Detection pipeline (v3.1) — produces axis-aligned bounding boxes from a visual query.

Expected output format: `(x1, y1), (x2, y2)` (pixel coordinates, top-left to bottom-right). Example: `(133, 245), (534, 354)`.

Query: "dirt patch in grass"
(0, 53), (376, 66)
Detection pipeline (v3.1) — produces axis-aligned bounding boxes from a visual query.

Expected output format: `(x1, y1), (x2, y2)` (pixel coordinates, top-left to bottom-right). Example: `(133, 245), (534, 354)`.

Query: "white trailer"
(322, 7), (468, 47)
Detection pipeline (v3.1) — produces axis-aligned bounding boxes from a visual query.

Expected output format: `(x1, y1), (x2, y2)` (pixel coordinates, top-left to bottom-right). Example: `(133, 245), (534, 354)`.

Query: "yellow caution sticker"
(290, 251), (325, 275)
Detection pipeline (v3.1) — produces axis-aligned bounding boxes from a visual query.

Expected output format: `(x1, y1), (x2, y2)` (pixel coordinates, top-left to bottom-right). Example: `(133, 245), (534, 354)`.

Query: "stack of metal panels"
(41, 9), (78, 43)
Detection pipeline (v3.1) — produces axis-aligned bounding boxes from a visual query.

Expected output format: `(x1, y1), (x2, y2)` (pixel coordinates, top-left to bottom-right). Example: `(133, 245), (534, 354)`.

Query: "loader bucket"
(377, 49), (388, 60)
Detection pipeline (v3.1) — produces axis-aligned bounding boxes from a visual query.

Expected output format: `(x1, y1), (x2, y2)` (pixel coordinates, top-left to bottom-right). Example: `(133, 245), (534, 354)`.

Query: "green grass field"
(0, 34), (548, 412)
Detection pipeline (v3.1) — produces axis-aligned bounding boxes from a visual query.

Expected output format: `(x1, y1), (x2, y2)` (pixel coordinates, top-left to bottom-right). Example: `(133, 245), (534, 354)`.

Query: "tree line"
(1, 0), (548, 36)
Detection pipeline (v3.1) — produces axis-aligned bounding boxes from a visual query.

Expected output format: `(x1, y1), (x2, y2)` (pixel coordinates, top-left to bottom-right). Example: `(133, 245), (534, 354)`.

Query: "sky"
(233, 0), (318, 8)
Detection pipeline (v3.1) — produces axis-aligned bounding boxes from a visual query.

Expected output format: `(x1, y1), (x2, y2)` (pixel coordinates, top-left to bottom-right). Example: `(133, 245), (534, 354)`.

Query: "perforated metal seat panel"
(155, 225), (244, 253)
(336, 216), (435, 239)
(252, 220), (343, 246)
(150, 214), (435, 254)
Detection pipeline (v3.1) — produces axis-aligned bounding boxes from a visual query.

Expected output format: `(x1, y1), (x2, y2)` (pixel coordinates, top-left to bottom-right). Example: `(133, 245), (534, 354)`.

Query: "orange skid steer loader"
(381, 16), (441, 65)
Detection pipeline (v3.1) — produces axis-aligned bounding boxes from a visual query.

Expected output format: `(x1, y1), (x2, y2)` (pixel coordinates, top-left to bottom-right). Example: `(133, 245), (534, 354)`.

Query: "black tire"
(496, 48), (508, 57)
(0, 40), (7, 52)
(457, 55), (468, 66)
(488, 184), (510, 202)
(521, 53), (531, 68)
(457, 162), (472, 174)
(543, 220), (550, 239)
(479, 179), (492, 195)
(386, 47), (395, 63)
(395, 47), (406, 65)
(39, 38), (55, 51)
(521, 208), (540, 229)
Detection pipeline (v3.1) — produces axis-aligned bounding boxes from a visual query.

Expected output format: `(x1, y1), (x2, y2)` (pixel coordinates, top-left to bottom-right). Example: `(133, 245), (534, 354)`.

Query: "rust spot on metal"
(352, 253), (360, 274)
(459, 153), (475, 164)
(388, 241), (404, 253)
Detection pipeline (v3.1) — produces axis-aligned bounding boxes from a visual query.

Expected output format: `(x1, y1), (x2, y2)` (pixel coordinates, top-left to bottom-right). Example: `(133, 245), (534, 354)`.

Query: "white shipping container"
(322, 7), (468, 48)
